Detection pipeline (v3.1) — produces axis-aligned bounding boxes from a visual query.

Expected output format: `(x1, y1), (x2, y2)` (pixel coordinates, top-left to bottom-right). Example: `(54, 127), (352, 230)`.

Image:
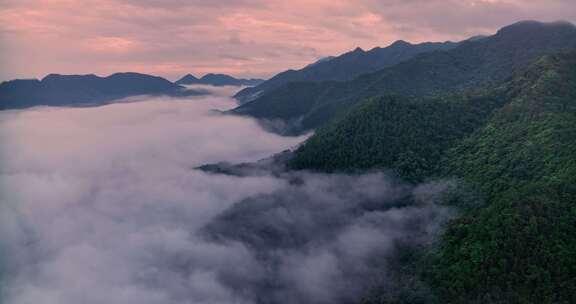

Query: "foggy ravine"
(0, 86), (453, 304)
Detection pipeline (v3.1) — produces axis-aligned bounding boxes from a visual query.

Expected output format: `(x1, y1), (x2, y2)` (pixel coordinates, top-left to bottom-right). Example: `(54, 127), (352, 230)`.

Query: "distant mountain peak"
(179, 74), (199, 80)
(42, 73), (99, 82)
(497, 20), (575, 36)
(232, 19), (576, 133)
(465, 35), (489, 42)
(1, 72), (201, 110)
(105, 72), (172, 83)
(201, 73), (236, 80)
(175, 73), (264, 86)
(390, 40), (412, 47)
(233, 39), (458, 103)
(305, 56), (336, 68)
(42, 73), (63, 81)
(317, 56), (336, 63)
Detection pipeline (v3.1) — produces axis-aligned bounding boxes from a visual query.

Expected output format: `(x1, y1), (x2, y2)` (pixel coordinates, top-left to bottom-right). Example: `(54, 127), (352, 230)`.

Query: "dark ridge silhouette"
(175, 73), (264, 86)
(232, 20), (576, 134)
(0, 72), (204, 110)
(233, 39), (458, 103)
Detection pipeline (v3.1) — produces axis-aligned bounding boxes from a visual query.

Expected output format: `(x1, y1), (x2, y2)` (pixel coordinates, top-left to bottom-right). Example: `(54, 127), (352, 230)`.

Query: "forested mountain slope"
(288, 92), (506, 181)
(233, 21), (576, 135)
(234, 40), (457, 103)
(428, 50), (576, 304)
(291, 49), (576, 303)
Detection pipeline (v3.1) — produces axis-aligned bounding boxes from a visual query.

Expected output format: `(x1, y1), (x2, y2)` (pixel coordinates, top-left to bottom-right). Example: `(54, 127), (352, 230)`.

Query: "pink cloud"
(0, 0), (574, 81)
(84, 36), (141, 53)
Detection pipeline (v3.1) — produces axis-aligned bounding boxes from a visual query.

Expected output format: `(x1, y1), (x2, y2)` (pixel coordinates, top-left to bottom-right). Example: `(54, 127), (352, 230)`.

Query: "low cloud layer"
(1, 0), (575, 81)
(0, 89), (453, 303)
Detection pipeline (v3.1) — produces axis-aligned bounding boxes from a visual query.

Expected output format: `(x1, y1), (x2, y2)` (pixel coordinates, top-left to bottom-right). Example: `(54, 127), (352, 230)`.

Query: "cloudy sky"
(1, 0), (575, 81)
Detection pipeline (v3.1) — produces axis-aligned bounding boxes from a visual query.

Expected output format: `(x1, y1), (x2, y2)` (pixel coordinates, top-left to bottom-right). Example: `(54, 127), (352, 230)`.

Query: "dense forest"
(428, 51), (576, 303)
(289, 92), (506, 181)
(289, 50), (576, 303)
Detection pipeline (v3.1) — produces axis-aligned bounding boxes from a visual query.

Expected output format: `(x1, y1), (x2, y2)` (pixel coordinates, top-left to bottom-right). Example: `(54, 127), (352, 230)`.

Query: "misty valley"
(0, 86), (452, 303)
(1, 17), (576, 304)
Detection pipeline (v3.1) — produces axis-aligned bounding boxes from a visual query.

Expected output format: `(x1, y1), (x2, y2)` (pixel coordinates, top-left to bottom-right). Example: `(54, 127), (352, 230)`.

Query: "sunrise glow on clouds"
(0, 0), (574, 81)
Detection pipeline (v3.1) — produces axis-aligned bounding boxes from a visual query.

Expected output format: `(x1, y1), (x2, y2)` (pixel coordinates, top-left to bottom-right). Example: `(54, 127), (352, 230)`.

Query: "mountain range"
(0, 72), (203, 110)
(232, 20), (576, 135)
(291, 48), (576, 304)
(175, 73), (264, 86)
(1, 19), (576, 303)
(234, 39), (458, 103)
(206, 20), (576, 303)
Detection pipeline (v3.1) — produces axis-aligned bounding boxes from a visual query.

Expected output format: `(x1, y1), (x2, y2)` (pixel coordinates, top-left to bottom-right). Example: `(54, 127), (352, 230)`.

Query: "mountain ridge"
(175, 73), (264, 86)
(287, 49), (576, 303)
(232, 20), (576, 135)
(233, 39), (458, 103)
(0, 72), (203, 110)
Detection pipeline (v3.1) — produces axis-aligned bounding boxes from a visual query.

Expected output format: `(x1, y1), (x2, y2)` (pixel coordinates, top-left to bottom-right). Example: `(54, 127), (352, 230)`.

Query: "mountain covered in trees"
(232, 20), (576, 135)
(0, 72), (203, 110)
(427, 49), (576, 304)
(286, 41), (576, 303)
(234, 40), (457, 103)
(175, 73), (264, 86)
(198, 20), (576, 303)
(289, 50), (576, 182)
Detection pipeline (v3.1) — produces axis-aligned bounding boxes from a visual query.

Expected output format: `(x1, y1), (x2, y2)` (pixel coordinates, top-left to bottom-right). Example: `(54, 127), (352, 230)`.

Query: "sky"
(0, 0), (575, 81)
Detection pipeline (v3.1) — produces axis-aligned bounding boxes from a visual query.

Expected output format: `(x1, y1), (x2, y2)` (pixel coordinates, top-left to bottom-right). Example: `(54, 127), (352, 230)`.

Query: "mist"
(0, 86), (453, 304)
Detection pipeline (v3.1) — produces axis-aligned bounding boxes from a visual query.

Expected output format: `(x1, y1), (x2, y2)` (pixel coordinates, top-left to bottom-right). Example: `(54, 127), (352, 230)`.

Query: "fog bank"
(0, 88), (452, 304)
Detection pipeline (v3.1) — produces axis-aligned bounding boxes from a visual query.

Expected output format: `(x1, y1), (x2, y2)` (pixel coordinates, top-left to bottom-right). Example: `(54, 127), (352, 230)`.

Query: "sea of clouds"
(0, 86), (453, 304)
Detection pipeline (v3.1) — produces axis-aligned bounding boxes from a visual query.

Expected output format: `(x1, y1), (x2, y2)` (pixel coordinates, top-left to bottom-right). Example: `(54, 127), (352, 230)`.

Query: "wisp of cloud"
(0, 87), (453, 304)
